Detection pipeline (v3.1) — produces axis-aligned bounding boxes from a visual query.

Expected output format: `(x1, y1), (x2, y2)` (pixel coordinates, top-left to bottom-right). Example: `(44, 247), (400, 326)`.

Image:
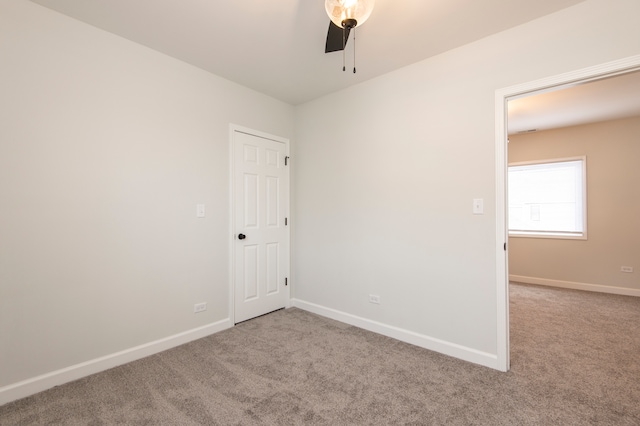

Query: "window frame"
(508, 156), (587, 240)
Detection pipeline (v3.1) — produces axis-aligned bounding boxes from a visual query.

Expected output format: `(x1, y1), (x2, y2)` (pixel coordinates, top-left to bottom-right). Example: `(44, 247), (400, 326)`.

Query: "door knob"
(238, 233), (246, 240)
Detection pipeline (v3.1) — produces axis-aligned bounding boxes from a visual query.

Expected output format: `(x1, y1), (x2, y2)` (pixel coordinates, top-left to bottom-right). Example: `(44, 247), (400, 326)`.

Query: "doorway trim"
(494, 54), (640, 372)
(229, 124), (291, 325)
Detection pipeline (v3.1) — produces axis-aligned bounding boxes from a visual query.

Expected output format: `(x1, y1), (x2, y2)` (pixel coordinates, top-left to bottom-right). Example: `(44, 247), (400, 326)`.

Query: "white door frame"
(229, 124), (291, 325)
(494, 54), (640, 372)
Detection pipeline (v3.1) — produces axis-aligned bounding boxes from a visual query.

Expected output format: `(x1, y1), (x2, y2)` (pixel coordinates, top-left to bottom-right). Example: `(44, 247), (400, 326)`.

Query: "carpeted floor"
(1, 283), (639, 425)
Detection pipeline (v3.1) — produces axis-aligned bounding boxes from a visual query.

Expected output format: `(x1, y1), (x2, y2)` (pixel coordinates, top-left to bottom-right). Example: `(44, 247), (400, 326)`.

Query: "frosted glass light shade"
(325, 0), (375, 28)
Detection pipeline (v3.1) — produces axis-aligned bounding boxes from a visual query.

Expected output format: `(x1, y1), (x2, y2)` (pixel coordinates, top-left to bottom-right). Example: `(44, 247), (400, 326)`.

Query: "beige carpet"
(1, 283), (639, 425)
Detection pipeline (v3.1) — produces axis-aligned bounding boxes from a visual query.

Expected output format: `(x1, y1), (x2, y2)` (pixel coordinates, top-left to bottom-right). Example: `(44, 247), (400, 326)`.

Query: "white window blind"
(508, 158), (586, 238)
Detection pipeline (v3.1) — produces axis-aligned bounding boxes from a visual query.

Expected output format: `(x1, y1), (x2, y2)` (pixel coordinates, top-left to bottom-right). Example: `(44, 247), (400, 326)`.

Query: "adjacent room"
(508, 71), (640, 294)
(1, 0), (639, 423)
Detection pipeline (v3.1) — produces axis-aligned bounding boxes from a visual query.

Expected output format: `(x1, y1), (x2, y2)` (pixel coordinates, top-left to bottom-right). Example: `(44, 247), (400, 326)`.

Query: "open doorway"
(507, 71), (640, 294)
(494, 55), (640, 371)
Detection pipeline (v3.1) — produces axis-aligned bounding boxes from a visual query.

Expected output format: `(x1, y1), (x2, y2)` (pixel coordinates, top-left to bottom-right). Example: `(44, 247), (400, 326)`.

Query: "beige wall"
(509, 116), (640, 292)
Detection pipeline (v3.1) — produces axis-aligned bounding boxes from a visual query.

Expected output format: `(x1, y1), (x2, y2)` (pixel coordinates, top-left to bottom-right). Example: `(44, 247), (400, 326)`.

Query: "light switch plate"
(473, 198), (484, 215)
(196, 204), (205, 218)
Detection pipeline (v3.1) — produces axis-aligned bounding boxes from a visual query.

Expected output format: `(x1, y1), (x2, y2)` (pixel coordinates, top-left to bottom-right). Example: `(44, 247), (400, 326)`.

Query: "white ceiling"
(508, 71), (640, 134)
(29, 0), (586, 105)
(30, 0), (639, 131)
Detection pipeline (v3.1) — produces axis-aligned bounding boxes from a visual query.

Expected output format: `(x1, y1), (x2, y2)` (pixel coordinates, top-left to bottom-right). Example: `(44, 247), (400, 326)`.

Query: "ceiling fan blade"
(325, 21), (350, 53)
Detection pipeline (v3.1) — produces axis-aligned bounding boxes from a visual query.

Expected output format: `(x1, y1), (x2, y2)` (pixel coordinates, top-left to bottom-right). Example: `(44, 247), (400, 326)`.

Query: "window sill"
(509, 231), (587, 240)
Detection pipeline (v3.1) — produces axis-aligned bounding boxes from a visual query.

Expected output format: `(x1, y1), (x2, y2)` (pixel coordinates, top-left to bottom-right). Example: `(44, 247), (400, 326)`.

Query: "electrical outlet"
(194, 302), (207, 313)
(369, 294), (381, 304)
(621, 266), (633, 273)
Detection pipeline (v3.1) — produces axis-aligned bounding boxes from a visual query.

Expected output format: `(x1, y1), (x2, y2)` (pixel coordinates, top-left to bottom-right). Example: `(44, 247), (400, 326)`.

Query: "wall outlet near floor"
(194, 302), (207, 313)
(620, 266), (634, 273)
(369, 294), (381, 304)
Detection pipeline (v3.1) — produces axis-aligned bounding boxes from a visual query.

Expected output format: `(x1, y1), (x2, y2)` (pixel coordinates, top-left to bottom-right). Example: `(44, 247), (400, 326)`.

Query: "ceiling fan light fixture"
(325, 0), (375, 29)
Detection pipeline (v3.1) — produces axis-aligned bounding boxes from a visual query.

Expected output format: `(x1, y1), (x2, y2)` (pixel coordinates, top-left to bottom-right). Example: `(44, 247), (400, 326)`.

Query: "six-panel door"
(233, 130), (289, 323)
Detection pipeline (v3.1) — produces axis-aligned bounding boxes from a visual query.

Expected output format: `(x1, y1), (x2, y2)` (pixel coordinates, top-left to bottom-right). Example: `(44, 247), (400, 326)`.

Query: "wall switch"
(473, 198), (484, 215)
(196, 204), (205, 218)
(621, 266), (633, 273)
(194, 302), (207, 313)
(369, 294), (381, 304)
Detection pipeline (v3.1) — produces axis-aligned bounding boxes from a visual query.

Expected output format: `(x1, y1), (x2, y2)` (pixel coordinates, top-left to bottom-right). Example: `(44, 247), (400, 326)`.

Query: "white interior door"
(233, 129), (289, 323)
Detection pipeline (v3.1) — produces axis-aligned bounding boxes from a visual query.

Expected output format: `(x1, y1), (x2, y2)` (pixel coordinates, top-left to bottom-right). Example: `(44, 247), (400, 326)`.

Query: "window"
(508, 157), (586, 239)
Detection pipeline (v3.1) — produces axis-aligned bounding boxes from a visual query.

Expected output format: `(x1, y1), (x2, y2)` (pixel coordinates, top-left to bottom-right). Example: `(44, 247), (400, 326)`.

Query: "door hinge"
(285, 217), (288, 226)
(285, 278), (288, 286)
(504, 242), (507, 251)
(285, 156), (290, 166)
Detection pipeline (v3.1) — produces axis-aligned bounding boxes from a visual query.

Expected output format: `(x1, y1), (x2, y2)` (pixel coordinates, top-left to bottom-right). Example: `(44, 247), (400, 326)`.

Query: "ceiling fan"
(324, 0), (375, 72)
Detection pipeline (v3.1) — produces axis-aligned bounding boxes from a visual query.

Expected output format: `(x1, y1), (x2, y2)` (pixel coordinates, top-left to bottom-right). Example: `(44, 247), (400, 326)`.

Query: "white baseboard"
(291, 299), (499, 370)
(0, 318), (233, 406)
(510, 275), (640, 297)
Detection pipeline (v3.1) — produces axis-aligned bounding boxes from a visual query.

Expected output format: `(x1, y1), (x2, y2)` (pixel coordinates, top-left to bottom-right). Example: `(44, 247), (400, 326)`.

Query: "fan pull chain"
(353, 28), (356, 73)
(342, 26), (346, 72)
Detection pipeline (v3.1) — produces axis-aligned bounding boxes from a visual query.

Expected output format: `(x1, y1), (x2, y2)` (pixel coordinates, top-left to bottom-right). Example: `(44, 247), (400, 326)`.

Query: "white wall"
(509, 117), (640, 295)
(0, 0), (293, 397)
(2, 0), (640, 404)
(293, 0), (640, 366)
